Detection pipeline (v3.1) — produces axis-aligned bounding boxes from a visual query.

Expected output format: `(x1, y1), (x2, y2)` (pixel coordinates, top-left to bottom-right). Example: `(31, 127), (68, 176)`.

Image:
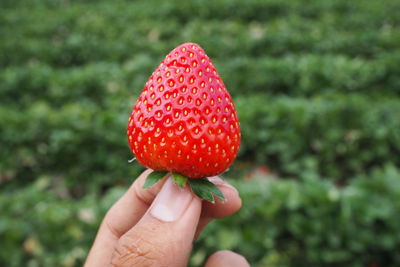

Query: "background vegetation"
(1, 0), (399, 266)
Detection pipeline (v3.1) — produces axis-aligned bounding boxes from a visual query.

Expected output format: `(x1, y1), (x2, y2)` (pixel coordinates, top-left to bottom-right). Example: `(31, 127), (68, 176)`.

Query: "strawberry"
(127, 43), (240, 202)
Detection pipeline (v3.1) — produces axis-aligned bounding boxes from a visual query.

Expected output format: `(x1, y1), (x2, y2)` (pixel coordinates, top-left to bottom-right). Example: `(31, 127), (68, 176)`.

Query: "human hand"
(85, 169), (249, 267)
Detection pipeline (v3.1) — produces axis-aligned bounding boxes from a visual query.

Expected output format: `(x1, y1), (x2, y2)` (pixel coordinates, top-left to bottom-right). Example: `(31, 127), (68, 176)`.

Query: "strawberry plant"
(127, 43), (241, 202)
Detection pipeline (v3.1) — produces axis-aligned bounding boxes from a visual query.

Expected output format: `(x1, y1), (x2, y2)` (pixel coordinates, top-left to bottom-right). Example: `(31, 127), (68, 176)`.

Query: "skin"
(85, 169), (249, 267)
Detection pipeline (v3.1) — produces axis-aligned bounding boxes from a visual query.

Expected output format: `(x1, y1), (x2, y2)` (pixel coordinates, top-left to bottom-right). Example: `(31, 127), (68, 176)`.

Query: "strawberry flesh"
(127, 43), (241, 178)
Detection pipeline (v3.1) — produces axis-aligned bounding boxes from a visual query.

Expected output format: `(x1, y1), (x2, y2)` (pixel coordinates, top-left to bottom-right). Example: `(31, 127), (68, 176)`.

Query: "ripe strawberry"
(127, 43), (240, 200)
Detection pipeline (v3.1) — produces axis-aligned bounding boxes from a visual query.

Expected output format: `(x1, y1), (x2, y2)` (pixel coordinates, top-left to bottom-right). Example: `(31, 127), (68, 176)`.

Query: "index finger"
(85, 169), (168, 266)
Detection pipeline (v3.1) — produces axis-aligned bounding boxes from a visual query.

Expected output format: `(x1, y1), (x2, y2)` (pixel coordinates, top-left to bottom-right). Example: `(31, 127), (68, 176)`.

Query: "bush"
(221, 53), (400, 97)
(3, 52), (400, 108)
(0, 101), (143, 193)
(1, 0), (400, 67)
(237, 94), (400, 180)
(2, 92), (399, 191)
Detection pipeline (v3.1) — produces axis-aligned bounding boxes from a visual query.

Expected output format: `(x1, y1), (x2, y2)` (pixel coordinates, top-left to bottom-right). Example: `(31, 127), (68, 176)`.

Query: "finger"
(194, 180), (242, 239)
(205, 250), (250, 267)
(195, 216), (212, 240)
(202, 176), (242, 218)
(111, 176), (202, 267)
(102, 169), (169, 236)
(85, 169), (168, 267)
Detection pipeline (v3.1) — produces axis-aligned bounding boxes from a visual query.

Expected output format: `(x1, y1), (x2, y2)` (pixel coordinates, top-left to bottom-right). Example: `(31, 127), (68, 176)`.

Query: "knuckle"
(103, 217), (124, 239)
(133, 179), (155, 205)
(111, 230), (168, 267)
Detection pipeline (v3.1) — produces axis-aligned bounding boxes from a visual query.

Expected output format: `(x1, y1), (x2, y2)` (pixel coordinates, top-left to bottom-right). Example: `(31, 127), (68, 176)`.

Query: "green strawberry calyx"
(143, 170), (226, 203)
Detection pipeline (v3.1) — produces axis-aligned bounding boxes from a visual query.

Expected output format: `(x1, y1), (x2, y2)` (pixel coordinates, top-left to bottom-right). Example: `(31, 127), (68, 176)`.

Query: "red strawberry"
(127, 43), (240, 182)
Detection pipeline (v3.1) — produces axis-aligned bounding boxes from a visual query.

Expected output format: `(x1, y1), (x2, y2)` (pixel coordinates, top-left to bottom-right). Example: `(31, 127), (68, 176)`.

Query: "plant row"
(1, 1), (400, 67)
(3, 0), (399, 27)
(2, 51), (400, 110)
(237, 93), (400, 180)
(1, 93), (399, 191)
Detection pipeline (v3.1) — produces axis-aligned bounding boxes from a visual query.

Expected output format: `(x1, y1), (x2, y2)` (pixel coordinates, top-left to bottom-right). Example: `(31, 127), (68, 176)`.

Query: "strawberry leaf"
(143, 171), (169, 189)
(188, 178), (226, 203)
(172, 173), (188, 189)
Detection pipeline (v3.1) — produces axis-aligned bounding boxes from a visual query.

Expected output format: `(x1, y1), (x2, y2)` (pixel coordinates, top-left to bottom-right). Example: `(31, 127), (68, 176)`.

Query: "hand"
(85, 169), (249, 267)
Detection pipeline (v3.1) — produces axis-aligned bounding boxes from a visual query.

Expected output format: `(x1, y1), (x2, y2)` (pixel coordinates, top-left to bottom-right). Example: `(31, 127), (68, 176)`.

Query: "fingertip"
(101, 169), (168, 238)
(202, 179), (242, 218)
(135, 168), (159, 189)
(205, 250), (250, 267)
(131, 169), (169, 205)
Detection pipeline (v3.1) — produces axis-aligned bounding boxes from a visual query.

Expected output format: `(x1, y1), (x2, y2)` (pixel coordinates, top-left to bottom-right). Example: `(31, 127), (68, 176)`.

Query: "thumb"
(111, 176), (202, 267)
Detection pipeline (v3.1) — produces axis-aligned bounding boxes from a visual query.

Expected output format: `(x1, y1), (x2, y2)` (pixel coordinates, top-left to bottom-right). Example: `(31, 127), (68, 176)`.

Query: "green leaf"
(172, 173), (188, 189)
(143, 171), (169, 189)
(188, 178), (226, 203)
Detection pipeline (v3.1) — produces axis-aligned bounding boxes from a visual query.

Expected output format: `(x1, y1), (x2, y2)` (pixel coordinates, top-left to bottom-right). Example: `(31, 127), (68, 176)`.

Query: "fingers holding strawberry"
(85, 169), (245, 267)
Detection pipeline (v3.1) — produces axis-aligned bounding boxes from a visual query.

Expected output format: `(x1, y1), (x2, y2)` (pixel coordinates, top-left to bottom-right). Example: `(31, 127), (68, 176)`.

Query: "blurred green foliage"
(1, 0), (400, 266)
(2, 166), (400, 266)
(198, 165), (400, 267)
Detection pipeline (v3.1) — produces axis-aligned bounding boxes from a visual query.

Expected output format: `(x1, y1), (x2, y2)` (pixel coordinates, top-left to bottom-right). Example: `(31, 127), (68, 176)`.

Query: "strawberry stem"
(142, 170), (226, 203)
(172, 173), (188, 189)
